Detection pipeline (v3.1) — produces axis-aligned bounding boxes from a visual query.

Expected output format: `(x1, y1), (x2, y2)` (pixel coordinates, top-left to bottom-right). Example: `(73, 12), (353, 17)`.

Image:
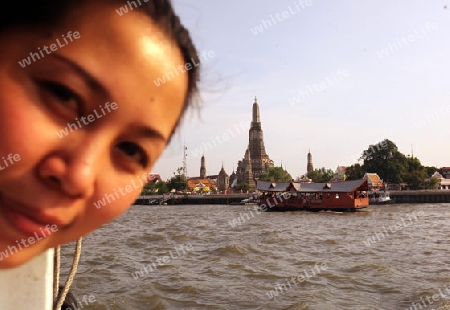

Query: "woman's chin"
(0, 253), (31, 269)
(0, 245), (48, 269)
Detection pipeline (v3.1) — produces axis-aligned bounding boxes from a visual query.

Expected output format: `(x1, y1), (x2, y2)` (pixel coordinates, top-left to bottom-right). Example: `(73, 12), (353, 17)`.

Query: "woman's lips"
(0, 194), (65, 238)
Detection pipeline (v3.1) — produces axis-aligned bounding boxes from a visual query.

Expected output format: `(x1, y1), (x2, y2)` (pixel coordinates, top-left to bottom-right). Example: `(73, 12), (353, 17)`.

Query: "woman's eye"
(117, 142), (148, 167)
(38, 80), (81, 116)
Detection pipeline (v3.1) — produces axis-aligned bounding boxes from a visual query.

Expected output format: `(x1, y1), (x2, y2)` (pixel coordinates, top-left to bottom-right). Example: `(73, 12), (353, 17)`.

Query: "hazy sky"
(153, 0), (450, 180)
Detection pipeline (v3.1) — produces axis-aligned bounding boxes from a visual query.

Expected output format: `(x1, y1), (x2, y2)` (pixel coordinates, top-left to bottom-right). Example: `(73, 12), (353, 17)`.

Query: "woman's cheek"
(0, 111), (43, 177)
(0, 92), (57, 157)
(90, 182), (142, 220)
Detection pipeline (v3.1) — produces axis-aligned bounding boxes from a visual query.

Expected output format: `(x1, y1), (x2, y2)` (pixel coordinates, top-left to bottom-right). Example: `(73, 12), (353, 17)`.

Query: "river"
(61, 203), (450, 310)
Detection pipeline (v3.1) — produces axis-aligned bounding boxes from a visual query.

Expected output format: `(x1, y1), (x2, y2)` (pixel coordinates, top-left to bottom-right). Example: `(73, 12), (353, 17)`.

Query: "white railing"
(0, 249), (54, 310)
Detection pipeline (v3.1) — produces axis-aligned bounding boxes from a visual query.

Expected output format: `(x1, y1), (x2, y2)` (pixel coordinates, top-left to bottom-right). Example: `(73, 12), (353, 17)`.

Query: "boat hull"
(258, 196), (369, 212)
(369, 198), (395, 205)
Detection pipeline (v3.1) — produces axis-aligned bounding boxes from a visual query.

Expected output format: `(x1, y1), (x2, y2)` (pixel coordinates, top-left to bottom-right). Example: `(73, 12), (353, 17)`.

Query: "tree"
(361, 139), (408, 184)
(238, 182), (250, 192)
(402, 169), (427, 190)
(155, 181), (169, 194)
(423, 177), (440, 190)
(359, 139), (435, 188)
(142, 182), (155, 195)
(424, 166), (439, 177)
(258, 167), (293, 182)
(345, 163), (365, 180)
(307, 168), (334, 183)
(402, 157), (428, 190)
(166, 167), (188, 192)
(141, 180), (169, 194)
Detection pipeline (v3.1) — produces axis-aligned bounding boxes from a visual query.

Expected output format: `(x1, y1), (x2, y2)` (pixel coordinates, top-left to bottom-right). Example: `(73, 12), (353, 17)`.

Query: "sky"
(152, 0), (450, 180)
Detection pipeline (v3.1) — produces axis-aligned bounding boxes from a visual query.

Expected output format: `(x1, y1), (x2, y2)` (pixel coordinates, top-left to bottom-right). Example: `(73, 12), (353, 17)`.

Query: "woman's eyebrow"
(136, 126), (166, 142)
(50, 53), (111, 99)
(50, 54), (166, 142)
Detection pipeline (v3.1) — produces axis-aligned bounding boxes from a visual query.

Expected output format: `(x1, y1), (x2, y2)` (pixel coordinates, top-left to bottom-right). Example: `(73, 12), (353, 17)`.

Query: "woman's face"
(0, 3), (188, 268)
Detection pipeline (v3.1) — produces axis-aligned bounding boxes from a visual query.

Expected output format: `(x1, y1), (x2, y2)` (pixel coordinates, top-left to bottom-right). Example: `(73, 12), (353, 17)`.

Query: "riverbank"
(135, 190), (450, 205)
(135, 193), (253, 205)
(390, 190), (450, 203)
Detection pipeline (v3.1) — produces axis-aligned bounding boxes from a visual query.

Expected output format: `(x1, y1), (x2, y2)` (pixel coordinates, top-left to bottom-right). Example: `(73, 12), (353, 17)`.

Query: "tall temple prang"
(307, 150), (314, 173)
(200, 154), (206, 179)
(235, 97), (274, 190)
(187, 154), (217, 192)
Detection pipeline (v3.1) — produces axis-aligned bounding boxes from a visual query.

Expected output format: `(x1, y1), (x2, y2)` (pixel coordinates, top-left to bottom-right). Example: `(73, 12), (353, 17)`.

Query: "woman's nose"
(38, 148), (99, 199)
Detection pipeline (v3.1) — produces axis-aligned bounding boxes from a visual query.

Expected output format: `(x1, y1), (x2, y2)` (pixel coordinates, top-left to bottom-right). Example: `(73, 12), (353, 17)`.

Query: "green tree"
(423, 177), (440, 190)
(360, 139), (433, 188)
(166, 167), (188, 192)
(155, 181), (169, 194)
(258, 167), (293, 182)
(424, 166), (439, 177)
(238, 182), (250, 192)
(142, 182), (155, 195)
(361, 139), (408, 184)
(141, 180), (169, 194)
(402, 169), (427, 190)
(345, 163), (365, 180)
(402, 157), (428, 190)
(307, 168), (334, 183)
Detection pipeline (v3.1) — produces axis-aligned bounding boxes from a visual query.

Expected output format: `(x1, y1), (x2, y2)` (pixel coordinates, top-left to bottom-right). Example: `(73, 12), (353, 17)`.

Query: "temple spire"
(307, 150), (314, 173)
(200, 154), (206, 179)
(252, 96), (260, 123)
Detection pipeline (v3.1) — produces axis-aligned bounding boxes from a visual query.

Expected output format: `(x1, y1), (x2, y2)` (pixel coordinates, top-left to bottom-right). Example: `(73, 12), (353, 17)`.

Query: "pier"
(134, 193), (253, 205)
(135, 191), (450, 205)
(390, 190), (450, 204)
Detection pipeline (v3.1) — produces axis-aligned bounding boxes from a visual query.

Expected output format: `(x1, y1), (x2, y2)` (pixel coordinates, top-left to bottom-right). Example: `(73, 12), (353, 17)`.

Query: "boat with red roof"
(256, 179), (369, 212)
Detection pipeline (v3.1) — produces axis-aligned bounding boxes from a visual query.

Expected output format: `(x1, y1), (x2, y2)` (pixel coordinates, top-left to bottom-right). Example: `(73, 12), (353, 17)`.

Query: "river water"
(61, 203), (450, 310)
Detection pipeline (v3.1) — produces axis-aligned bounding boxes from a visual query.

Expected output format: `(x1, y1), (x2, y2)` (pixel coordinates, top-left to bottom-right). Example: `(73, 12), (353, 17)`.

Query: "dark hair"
(0, 0), (200, 137)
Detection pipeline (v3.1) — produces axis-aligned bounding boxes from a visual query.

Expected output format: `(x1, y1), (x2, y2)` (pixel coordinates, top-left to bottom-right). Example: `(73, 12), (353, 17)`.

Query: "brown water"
(61, 203), (450, 310)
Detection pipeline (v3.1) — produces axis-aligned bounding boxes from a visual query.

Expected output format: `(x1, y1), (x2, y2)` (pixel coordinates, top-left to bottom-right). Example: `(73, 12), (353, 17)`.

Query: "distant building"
(235, 97), (274, 190)
(431, 171), (450, 190)
(217, 165), (230, 192)
(144, 173), (162, 184)
(336, 166), (347, 178)
(441, 167), (450, 179)
(229, 169), (237, 188)
(200, 155), (206, 179)
(330, 166), (347, 182)
(188, 155), (217, 192)
(187, 179), (216, 192)
(307, 150), (314, 173)
(295, 175), (312, 183)
(363, 173), (384, 190)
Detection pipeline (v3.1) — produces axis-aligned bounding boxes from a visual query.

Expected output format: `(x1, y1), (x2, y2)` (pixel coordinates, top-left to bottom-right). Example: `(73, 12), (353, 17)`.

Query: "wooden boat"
(256, 179), (369, 212)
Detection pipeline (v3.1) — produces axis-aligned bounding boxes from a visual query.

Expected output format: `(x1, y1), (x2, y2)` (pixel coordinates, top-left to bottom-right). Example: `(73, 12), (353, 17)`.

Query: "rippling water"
(61, 203), (450, 310)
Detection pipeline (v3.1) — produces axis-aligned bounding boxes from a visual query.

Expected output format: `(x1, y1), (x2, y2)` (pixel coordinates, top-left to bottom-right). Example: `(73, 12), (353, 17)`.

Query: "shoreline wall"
(390, 190), (450, 204)
(134, 191), (450, 205)
(134, 193), (252, 205)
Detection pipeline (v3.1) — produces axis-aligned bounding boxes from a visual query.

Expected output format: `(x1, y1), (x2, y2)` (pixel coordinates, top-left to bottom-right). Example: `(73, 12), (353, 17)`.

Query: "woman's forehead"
(51, 4), (188, 138)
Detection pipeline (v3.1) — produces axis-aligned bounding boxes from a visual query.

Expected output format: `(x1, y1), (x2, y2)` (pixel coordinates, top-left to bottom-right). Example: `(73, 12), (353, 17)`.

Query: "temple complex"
(234, 97), (274, 190)
(187, 97), (274, 192)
